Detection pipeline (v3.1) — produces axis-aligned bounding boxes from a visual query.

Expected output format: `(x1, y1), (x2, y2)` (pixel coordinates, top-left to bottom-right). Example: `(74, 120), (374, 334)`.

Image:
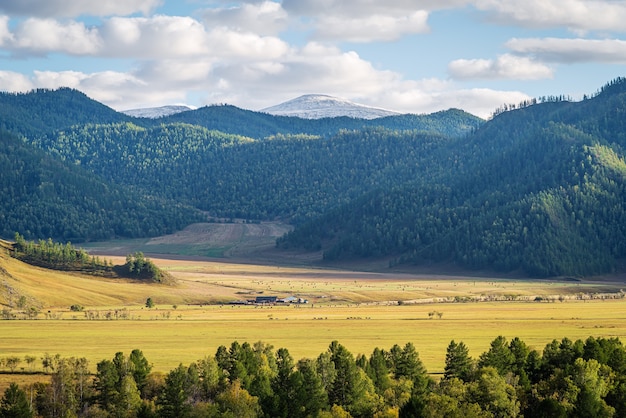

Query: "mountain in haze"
(161, 104), (479, 139)
(261, 94), (402, 119)
(122, 105), (193, 119)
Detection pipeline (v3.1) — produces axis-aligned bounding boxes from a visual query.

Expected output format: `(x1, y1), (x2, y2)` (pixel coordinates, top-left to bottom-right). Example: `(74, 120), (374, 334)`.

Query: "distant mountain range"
(122, 94), (403, 120)
(121, 105), (193, 119)
(261, 94), (402, 119)
(2, 79), (626, 277)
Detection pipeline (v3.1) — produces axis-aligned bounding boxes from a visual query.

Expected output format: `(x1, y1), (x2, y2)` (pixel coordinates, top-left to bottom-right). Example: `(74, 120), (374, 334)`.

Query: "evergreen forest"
(2, 78), (626, 277)
(10, 234), (171, 282)
(1, 335), (625, 417)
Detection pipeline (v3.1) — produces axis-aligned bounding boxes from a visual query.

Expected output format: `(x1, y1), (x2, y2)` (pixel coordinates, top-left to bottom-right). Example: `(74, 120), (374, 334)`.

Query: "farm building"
(279, 296), (309, 304)
(255, 296), (278, 304)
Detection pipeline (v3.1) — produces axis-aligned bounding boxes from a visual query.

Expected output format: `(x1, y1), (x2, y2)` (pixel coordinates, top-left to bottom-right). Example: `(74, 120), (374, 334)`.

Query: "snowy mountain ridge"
(261, 94), (402, 119)
(122, 105), (193, 119)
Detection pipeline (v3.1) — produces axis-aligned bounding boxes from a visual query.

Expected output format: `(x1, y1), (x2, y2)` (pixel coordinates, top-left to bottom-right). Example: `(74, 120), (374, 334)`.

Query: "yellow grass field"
(2, 238), (626, 385)
(1, 300), (626, 376)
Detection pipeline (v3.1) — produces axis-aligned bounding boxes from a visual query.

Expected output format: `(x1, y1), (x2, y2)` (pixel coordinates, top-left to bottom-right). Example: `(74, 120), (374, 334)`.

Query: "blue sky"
(0, 1), (624, 118)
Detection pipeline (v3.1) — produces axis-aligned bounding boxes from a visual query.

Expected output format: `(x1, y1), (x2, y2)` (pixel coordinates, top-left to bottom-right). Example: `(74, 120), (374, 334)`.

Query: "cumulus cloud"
(8, 18), (101, 55)
(202, 1), (288, 35)
(100, 16), (211, 58)
(314, 11), (429, 42)
(282, 0), (467, 16)
(0, 0), (161, 18)
(448, 54), (554, 80)
(0, 71), (33, 91)
(366, 78), (531, 119)
(31, 70), (188, 109)
(188, 41), (401, 111)
(222, 42), (401, 98)
(0, 0), (575, 119)
(205, 27), (290, 61)
(474, 0), (626, 32)
(506, 37), (626, 63)
(282, 0), (443, 42)
(0, 0), (163, 17)
(0, 15), (290, 61)
(431, 88), (531, 118)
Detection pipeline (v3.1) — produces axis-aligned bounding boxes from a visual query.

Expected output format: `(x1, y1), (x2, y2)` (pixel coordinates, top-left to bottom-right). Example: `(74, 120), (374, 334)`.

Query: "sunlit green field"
(2, 244), (626, 391)
(2, 299), (625, 376)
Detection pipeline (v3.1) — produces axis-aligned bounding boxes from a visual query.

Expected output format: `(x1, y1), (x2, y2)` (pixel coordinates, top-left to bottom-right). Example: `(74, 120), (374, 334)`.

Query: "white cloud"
(0, 71), (33, 91)
(142, 41), (520, 119)
(202, 1), (288, 35)
(32, 70), (86, 89)
(29, 70), (188, 109)
(0, 50), (527, 119)
(206, 42), (402, 105)
(0, 15), (290, 61)
(506, 37), (626, 63)
(0, 0), (162, 18)
(10, 18), (101, 55)
(315, 11), (429, 42)
(282, 0), (468, 16)
(136, 59), (214, 86)
(281, 0), (446, 42)
(369, 79), (531, 119)
(448, 53), (554, 80)
(0, 1), (557, 119)
(100, 16), (210, 58)
(205, 26), (290, 61)
(433, 88), (531, 118)
(474, 0), (626, 32)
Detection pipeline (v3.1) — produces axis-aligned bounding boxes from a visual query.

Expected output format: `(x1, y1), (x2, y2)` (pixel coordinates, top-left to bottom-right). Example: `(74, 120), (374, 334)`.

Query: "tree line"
(10, 235), (170, 283)
(12, 233), (111, 274)
(2, 335), (626, 417)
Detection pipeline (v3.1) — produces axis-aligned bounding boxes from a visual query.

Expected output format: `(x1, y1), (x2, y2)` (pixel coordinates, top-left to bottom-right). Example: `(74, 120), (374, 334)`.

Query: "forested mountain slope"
(34, 124), (453, 223)
(0, 88), (481, 141)
(0, 130), (202, 241)
(158, 105), (481, 139)
(0, 88), (480, 243)
(279, 78), (626, 277)
(0, 88), (132, 138)
(3, 80), (626, 278)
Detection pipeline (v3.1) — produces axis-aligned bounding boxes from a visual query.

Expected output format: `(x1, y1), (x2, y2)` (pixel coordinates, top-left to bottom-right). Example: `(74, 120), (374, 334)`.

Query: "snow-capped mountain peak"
(261, 94), (401, 119)
(122, 105), (193, 119)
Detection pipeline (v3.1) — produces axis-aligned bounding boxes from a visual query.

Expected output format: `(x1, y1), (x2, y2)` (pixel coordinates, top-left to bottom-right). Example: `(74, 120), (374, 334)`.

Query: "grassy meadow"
(2, 239), (626, 383)
(2, 300), (626, 376)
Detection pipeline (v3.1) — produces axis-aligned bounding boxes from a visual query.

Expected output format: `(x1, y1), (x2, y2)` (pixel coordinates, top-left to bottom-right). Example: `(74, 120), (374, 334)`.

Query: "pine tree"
(444, 340), (474, 382)
(0, 383), (33, 418)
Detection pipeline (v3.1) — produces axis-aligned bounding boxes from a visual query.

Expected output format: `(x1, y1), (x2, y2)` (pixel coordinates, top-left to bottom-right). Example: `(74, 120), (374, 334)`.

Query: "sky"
(0, 1), (624, 118)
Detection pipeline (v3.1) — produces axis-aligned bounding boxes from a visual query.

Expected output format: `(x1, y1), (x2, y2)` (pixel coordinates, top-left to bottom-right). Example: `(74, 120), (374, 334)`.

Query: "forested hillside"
(0, 88), (131, 138)
(0, 87), (481, 141)
(162, 105), (481, 139)
(34, 126), (453, 222)
(2, 79), (626, 277)
(280, 78), (626, 277)
(0, 88), (479, 243)
(0, 130), (202, 241)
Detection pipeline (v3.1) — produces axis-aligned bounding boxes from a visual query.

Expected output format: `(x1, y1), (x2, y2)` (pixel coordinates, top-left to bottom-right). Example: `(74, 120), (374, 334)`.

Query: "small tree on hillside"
(146, 298), (154, 309)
